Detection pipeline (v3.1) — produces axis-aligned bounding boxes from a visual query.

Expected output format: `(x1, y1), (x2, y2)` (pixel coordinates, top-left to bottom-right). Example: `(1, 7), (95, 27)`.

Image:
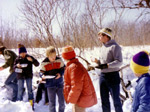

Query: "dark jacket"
(14, 54), (39, 79)
(131, 73), (150, 112)
(2, 49), (17, 73)
(40, 56), (65, 88)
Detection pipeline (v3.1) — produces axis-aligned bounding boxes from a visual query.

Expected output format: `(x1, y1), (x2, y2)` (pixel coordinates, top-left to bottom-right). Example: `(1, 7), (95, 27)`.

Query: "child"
(130, 51), (150, 112)
(40, 46), (65, 112)
(0, 46), (18, 102)
(62, 46), (97, 112)
(14, 44), (39, 109)
(96, 28), (123, 112)
(35, 79), (49, 105)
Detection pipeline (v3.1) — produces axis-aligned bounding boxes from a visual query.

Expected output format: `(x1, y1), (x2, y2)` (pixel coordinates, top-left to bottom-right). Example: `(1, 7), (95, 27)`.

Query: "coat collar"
(2, 49), (7, 55)
(136, 73), (150, 82)
(19, 54), (28, 59)
(43, 56), (60, 63)
(66, 58), (79, 67)
(103, 39), (116, 47)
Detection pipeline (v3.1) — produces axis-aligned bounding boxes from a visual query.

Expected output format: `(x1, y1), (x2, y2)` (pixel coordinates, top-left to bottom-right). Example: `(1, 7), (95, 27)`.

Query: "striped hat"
(98, 28), (113, 38)
(130, 51), (150, 74)
(62, 46), (76, 60)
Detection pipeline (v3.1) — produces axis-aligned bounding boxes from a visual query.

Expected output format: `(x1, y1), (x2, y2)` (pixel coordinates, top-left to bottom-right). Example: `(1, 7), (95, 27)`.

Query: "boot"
(29, 99), (34, 110)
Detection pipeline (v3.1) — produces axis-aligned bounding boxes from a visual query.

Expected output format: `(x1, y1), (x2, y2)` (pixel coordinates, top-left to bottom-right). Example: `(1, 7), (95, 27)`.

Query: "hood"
(103, 39), (118, 47)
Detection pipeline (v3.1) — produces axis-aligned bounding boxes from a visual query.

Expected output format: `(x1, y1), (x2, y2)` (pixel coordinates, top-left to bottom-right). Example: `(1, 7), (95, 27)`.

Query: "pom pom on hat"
(18, 44), (25, 48)
(18, 43), (27, 54)
(62, 46), (76, 60)
(130, 51), (150, 74)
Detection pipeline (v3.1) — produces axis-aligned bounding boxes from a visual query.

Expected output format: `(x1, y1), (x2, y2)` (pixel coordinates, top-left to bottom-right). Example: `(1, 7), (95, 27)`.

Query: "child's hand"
(27, 57), (33, 62)
(40, 78), (46, 83)
(0, 67), (4, 71)
(91, 57), (99, 63)
(42, 75), (46, 80)
(17, 64), (21, 68)
(39, 79), (42, 83)
(55, 73), (61, 79)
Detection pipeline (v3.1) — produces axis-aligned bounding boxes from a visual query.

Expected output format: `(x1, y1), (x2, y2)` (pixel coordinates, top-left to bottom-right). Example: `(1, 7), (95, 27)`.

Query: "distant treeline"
(0, 0), (150, 49)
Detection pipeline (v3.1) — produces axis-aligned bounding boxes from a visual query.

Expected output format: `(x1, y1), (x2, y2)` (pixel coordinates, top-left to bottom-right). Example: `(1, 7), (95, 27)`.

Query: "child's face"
(48, 53), (56, 62)
(134, 73), (142, 77)
(20, 52), (27, 58)
(98, 34), (108, 43)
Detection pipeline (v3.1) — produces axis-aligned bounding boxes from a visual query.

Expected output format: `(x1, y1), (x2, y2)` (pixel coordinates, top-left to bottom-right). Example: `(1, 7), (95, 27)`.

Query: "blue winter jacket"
(131, 73), (150, 112)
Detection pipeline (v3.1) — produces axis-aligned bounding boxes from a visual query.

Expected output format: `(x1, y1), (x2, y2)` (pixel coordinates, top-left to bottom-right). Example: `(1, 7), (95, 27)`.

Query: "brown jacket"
(64, 58), (97, 108)
(2, 49), (17, 73)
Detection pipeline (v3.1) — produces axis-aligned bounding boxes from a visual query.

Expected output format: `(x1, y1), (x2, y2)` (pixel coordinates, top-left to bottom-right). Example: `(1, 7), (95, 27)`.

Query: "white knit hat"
(98, 28), (113, 38)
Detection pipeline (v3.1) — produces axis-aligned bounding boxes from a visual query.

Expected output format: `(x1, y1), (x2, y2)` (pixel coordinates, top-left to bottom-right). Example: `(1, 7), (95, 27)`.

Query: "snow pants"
(17, 78), (33, 100)
(35, 83), (49, 104)
(100, 71), (123, 112)
(47, 86), (65, 112)
(72, 104), (86, 112)
(5, 72), (18, 101)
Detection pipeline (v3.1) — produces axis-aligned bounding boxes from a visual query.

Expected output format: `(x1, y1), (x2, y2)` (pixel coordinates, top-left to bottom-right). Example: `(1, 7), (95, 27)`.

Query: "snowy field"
(0, 45), (150, 112)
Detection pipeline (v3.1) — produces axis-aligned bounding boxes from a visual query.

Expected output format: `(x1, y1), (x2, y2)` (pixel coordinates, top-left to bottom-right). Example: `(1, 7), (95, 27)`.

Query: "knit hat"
(130, 51), (150, 74)
(98, 28), (113, 38)
(18, 44), (27, 54)
(62, 46), (76, 60)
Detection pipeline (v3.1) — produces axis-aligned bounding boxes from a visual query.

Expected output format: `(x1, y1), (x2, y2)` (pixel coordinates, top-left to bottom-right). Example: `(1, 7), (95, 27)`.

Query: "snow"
(122, 99), (132, 112)
(0, 101), (33, 112)
(0, 46), (149, 112)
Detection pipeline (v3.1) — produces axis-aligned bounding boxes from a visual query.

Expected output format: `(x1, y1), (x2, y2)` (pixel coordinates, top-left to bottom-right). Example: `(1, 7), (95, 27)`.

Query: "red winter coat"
(64, 58), (97, 108)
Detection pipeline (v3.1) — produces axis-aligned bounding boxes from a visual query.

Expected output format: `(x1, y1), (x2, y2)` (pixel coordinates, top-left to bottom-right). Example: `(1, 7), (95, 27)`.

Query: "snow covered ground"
(0, 45), (150, 112)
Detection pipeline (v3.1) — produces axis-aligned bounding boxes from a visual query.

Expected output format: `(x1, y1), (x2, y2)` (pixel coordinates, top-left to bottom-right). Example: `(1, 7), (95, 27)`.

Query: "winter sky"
(0, 0), (21, 18)
(0, 0), (24, 28)
(0, 0), (146, 30)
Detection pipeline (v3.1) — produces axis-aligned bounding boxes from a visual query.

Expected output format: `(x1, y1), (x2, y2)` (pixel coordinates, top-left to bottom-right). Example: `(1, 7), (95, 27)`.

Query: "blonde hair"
(46, 46), (56, 57)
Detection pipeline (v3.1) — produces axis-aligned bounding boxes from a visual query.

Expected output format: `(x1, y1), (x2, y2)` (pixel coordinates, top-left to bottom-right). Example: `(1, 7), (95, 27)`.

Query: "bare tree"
(18, 0), (150, 48)
(20, 0), (65, 54)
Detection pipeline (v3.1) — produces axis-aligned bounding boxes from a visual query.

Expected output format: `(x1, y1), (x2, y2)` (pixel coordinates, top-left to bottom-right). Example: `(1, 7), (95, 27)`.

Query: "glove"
(87, 65), (95, 71)
(95, 64), (108, 69)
